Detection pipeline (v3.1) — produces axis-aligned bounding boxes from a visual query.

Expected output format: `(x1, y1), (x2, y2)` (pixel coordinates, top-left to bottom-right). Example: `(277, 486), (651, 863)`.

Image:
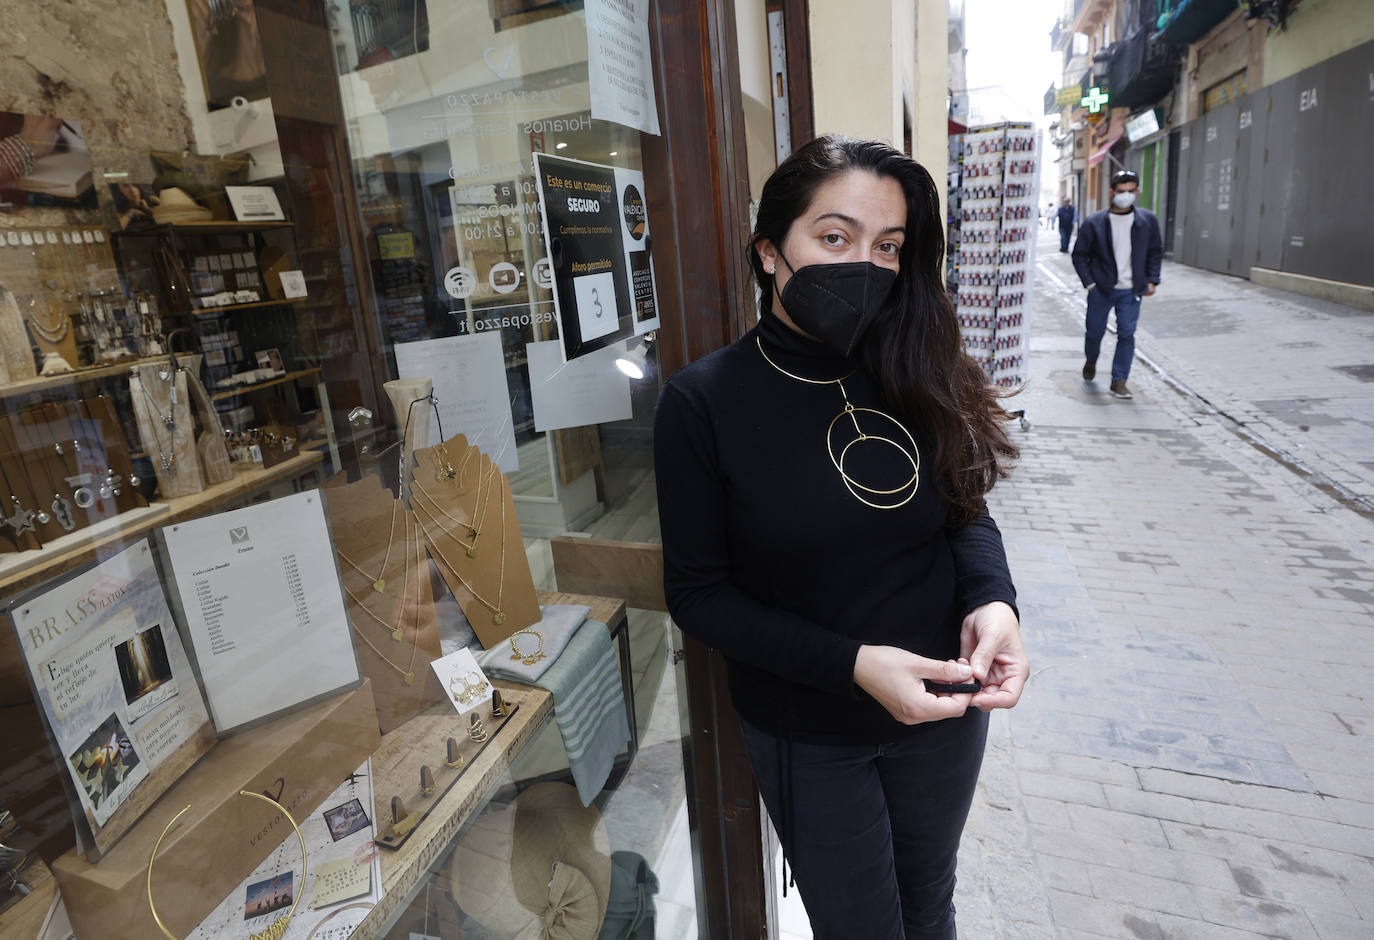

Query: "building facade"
(1050, 0), (1374, 296)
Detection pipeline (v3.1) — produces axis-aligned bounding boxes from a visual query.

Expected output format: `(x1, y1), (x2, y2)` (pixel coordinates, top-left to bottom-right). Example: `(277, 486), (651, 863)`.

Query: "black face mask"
(775, 250), (898, 357)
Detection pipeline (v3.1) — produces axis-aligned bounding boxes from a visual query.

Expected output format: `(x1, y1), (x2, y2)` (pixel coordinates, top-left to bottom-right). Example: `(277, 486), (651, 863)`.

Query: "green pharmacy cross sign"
(1081, 86), (1110, 114)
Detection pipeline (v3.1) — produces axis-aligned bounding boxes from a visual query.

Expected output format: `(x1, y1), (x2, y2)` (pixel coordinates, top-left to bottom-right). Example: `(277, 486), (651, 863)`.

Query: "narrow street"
(937, 231), (1374, 939)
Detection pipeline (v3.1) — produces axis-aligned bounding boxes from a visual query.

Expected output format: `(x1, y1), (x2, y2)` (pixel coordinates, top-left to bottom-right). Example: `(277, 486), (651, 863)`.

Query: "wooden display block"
(52, 681), (379, 940)
(347, 681), (553, 938)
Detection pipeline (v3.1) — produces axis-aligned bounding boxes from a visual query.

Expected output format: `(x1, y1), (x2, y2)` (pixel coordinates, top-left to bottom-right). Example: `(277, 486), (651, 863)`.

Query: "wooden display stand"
(52, 681), (379, 940)
(322, 474), (445, 734)
(411, 438), (540, 648)
(344, 591), (628, 940)
(0, 857), (60, 940)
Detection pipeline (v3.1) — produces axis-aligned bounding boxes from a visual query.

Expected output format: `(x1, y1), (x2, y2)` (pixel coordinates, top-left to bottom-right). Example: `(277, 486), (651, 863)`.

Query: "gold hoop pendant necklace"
(147, 790), (307, 940)
(757, 337), (921, 510)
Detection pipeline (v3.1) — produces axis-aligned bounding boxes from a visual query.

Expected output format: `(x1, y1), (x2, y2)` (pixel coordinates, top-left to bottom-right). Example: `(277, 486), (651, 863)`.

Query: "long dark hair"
(747, 135), (1018, 522)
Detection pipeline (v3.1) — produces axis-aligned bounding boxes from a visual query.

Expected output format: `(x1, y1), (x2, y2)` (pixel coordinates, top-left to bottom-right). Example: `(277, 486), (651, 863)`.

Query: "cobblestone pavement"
(950, 234), (1374, 939)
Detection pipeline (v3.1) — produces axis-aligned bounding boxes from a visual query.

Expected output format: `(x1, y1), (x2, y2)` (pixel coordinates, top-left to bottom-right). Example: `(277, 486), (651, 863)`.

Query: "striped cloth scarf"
(480, 618), (629, 805)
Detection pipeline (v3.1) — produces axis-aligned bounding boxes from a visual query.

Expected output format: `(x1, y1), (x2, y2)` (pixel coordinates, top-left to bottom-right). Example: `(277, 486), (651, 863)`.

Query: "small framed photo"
(322, 797), (371, 842)
(224, 185), (286, 222)
(278, 270), (307, 298)
(255, 348), (285, 374)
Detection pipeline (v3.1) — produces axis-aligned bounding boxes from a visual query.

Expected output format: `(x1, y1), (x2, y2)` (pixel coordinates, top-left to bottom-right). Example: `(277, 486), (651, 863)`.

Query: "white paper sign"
(160, 491), (360, 733)
(527, 340), (633, 432)
(279, 270), (307, 298)
(586, 0), (661, 136)
(224, 185), (286, 222)
(430, 647), (492, 715)
(395, 333), (520, 473)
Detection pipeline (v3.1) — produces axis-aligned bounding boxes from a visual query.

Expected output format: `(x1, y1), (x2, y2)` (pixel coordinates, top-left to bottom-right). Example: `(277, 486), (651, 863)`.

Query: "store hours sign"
(533, 152), (660, 362)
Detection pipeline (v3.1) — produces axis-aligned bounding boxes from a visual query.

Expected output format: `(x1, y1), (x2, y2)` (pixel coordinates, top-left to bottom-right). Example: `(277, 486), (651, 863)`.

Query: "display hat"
(152, 187), (212, 223)
(449, 782), (611, 939)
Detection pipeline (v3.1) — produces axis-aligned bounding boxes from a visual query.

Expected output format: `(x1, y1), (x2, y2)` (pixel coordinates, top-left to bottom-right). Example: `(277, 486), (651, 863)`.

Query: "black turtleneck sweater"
(654, 313), (1017, 742)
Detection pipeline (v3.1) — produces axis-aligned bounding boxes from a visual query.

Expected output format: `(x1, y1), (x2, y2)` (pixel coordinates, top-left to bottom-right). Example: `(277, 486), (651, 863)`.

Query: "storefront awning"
(1088, 132), (1124, 168)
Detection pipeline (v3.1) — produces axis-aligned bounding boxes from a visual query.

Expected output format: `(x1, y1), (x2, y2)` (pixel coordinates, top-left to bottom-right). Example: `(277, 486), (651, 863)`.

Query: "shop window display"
(0, 0), (692, 937)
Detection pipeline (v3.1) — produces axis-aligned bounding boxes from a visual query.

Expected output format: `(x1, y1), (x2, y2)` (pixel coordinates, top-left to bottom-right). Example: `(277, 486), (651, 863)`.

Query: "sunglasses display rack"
(945, 122), (1040, 389)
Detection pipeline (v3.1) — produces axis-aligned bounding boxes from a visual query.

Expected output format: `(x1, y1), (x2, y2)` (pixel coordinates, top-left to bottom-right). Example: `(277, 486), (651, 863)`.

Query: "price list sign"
(161, 492), (359, 732)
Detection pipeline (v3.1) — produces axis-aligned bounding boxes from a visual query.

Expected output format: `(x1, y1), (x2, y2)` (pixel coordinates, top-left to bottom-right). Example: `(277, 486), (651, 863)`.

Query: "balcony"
(1154, 0), (1236, 45)
(1051, 17), (1072, 52)
(1107, 26), (1182, 109)
(1071, 0), (1113, 34)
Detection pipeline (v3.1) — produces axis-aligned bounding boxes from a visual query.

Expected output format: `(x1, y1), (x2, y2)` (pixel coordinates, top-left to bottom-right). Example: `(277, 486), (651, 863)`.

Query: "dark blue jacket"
(1071, 207), (1164, 295)
(1056, 204), (1075, 228)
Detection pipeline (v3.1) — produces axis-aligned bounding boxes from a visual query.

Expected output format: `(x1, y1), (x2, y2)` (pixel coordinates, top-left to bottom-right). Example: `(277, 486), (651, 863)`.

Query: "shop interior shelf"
(189, 298), (296, 316)
(209, 366), (322, 401)
(113, 220), (295, 237)
(0, 450), (323, 597)
(0, 355), (179, 400)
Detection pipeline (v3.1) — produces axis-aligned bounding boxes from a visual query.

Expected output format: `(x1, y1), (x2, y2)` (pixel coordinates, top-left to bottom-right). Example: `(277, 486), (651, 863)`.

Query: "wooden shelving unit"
(191, 298), (296, 316)
(0, 355), (177, 400)
(208, 366), (322, 402)
(0, 451), (324, 597)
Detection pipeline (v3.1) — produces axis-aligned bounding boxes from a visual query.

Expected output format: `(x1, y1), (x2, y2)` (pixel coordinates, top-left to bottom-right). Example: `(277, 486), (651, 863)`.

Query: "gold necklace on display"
(418, 472), (509, 625)
(345, 511), (422, 684)
(335, 499), (398, 593)
(411, 458), (498, 557)
(756, 337), (921, 510)
(148, 790), (306, 940)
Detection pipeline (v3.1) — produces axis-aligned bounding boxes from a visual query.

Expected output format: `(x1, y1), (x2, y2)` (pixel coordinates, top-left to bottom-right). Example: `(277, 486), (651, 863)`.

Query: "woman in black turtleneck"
(654, 137), (1028, 939)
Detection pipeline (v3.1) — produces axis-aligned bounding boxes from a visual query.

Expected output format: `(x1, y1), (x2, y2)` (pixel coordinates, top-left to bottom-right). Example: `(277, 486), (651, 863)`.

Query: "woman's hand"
(19, 115), (63, 160)
(853, 645), (975, 725)
(959, 601), (1028, 710)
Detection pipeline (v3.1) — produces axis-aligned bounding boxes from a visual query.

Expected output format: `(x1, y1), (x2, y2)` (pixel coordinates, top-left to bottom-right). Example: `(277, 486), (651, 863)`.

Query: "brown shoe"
(1110, 380), (1133, 399)
(1082, 361), (1096, 381)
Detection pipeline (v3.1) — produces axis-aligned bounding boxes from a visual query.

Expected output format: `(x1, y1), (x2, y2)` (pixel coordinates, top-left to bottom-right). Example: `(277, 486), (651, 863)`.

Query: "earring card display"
(51, 680), (379, 940)
(946, 121), (1039, 389)
(4, 540), (216, 860)
(411, 436), (540, 648)
(322, 474), (445, 735)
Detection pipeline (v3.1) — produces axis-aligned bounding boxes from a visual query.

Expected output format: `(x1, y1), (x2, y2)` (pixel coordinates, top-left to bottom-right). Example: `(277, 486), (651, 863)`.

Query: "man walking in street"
(1071, 170), (1163, 399)
(1056, 196), (1076, 252)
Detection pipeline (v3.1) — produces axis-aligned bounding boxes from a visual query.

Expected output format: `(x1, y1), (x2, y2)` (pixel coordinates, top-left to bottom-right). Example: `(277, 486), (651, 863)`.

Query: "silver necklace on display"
(5, 496), (36, 536)
(26, 298), (70, 344)
(135, 372), (178, 473)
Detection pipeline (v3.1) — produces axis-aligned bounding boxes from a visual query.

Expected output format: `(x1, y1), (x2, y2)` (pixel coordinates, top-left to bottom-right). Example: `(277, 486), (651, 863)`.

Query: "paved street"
(781, 231), (1374, 939)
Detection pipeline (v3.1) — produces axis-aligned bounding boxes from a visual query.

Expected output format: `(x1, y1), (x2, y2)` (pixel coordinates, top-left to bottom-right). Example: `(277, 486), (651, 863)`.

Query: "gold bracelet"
(146, 789), (308, 940)
(508, 629), (546, 666)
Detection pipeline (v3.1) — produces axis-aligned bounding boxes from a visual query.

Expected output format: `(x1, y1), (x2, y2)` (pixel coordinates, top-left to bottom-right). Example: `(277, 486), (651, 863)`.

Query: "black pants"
(1059, 225), (1072, 252)
(740, 709), (989, 940)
